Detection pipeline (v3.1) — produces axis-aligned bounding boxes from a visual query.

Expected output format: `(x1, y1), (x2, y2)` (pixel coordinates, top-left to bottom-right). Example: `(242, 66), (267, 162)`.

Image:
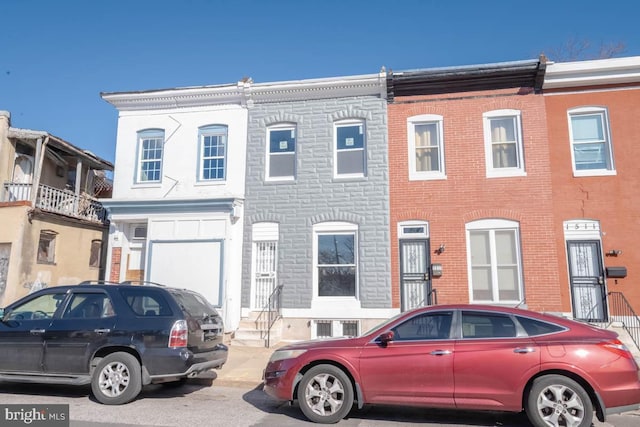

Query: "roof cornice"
(387, 58), (546, 101)
(544, 56), (640, 89)
(101, 83), (249, 111)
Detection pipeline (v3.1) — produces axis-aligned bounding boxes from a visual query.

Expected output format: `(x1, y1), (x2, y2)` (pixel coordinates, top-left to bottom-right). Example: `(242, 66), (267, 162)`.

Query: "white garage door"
(147, 240), (223, 306)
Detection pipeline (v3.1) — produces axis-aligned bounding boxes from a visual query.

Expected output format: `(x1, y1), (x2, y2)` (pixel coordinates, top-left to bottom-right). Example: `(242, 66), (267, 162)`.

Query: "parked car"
(0, 281), (227, 404)
(263, 304), (640, 426)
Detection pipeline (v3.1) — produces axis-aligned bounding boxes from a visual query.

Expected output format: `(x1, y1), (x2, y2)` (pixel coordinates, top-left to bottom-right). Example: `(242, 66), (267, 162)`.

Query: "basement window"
(313, 319), (360, 339)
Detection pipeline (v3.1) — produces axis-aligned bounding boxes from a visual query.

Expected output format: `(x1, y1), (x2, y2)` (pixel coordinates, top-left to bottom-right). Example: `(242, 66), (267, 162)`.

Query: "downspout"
(31, 135), (50, 205)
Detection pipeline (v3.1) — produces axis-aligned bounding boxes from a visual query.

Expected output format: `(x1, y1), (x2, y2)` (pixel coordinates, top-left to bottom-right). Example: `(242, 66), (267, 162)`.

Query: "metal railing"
(607, 291), (640, 352)
(255, 284), (283, 348)
(2, 182), (107, 224)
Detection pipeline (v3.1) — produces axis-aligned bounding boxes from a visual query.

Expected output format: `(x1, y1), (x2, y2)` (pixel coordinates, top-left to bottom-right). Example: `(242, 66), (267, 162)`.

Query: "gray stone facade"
(241, 95), (391, 314)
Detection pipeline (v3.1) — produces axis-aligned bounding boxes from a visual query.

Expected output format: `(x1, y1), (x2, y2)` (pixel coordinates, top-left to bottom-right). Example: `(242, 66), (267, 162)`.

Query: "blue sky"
(2, 0), (639, 164)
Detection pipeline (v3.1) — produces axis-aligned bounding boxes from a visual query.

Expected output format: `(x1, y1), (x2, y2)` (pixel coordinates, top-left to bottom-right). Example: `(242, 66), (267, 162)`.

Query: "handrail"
(255, 284), (283, 348)
(427, 288), (438, 306)
(607, 291), (640, 353)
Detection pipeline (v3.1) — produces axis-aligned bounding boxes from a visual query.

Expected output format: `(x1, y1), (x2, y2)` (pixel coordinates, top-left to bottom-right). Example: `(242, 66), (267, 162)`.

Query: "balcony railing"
(2, 182), (107, 224)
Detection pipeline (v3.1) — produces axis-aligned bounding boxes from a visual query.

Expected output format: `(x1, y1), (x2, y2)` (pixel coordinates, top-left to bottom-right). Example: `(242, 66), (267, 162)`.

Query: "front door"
(567, 240), (606, 321)
(251, 241), (277, 310)
(400, 240), (431, 311)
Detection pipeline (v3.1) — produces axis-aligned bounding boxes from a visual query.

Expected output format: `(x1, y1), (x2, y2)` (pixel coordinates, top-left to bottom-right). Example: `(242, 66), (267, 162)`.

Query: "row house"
(0, 111), (113, 306)
(385, 59), (562, 314)
(100, 84), (249, 330)
(544, 56), (640, 318)
(239, 73), (392, 342)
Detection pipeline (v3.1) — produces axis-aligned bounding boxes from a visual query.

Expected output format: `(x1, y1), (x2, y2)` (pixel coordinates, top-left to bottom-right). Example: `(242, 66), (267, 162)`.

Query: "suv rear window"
(119, 288), (173, 317)
(170, 291), (216, 318)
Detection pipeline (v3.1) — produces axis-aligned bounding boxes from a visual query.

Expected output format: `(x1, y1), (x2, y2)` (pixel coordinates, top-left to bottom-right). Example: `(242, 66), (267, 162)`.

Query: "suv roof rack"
(119, 280), (166, 287)
(79, 280), (121, 285)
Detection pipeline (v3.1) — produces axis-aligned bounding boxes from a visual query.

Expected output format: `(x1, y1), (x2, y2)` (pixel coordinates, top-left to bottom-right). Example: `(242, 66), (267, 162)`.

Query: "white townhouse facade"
(101, 82), (250, 330)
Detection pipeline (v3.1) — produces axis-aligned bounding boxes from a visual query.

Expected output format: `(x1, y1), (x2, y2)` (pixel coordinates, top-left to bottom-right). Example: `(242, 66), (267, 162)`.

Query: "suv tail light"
(599, 338), (633, 359)
(169, 320), (188, 348)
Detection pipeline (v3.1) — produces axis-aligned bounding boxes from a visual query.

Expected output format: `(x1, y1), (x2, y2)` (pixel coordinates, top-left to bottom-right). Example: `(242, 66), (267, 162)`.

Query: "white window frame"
(265, 123), (296, 181)
(136, 129), (164, 183)
(37, 230), (57, 264)
(407, 114), (446, 180)
(567, 107), (616, 177)
(466, 219), (523, 305)
(313, 222), (358, 300)
(334, 119), (366, 179)
(198, 125), (228, 182)
(483, 109), (526, 178)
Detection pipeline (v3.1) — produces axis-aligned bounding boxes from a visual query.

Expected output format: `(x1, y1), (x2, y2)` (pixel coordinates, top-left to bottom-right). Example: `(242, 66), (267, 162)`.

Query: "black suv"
(0, 281), (227, 404)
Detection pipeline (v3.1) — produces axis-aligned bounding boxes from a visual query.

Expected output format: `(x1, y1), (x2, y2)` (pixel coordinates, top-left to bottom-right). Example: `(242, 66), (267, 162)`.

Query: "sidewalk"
(199, 343), (279, 388)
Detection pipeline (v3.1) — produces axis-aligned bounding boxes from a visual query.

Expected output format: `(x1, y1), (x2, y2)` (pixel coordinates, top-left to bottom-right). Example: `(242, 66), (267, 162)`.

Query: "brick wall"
(109, 247), (121, 282)
(388, 88), (562, 312)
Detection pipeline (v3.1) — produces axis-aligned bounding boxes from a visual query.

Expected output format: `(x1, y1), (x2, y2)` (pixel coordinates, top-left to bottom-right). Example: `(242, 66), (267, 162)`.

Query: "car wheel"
(526, 374), (593, 427)
(91, 352), (142, 405)
(297, 364), (354, 424)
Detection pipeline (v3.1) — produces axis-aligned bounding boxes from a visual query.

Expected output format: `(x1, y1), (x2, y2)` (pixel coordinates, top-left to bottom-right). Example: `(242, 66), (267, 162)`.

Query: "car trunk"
(169, 290), (225, 353)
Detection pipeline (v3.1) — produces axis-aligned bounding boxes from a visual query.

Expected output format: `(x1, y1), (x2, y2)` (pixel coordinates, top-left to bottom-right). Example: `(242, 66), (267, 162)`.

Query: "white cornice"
(101, 72), (387, 111)
(101, 83), (248, 111)
(544, 56), (640, 89)
(250, 73), (387, 104)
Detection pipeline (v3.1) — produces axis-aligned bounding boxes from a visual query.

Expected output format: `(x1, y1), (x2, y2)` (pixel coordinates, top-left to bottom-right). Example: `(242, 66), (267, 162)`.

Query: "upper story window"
(136, 129), (164, 183)
(466, 219), (523, 305)
(199, 125), (228, 181)
(334, 120), (366, 178)
(407, 114), (445, 180)
(38, 230), (58, 264)
(483, 110), (525, 178)
(568, 107), (615, 176)
(266, 124), (296, 181)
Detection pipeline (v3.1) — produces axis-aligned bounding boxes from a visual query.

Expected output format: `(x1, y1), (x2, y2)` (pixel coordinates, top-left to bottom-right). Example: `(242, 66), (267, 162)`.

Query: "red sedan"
(263, 304), (640, 426)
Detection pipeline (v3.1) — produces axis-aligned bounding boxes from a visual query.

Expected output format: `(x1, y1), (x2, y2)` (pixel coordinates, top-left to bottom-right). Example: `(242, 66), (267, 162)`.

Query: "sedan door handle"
(429, 350), (452, 356)
(30, 329), (45, 334)
(514, 347), (536, 354)
(94, 329), (111, 334)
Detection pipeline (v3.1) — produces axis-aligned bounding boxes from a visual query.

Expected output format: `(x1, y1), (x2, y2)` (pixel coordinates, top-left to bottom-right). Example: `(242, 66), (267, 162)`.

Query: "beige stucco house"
(0, 111), (113, 306)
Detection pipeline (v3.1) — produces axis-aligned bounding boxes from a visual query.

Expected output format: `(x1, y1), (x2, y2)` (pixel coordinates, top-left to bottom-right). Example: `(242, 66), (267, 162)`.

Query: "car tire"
(526, 374), (593, 427)
(297, 364), (354, 424)
(91, 352), (142, 405)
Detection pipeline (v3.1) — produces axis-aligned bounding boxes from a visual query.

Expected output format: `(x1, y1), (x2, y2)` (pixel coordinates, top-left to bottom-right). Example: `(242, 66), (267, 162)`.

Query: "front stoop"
(231, 315), (283, 347)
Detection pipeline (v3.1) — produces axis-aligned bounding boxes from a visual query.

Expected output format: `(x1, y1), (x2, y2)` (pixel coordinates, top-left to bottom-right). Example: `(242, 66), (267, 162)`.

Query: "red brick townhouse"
(386, 58), (564, 314)
(544, 56), (640, 318)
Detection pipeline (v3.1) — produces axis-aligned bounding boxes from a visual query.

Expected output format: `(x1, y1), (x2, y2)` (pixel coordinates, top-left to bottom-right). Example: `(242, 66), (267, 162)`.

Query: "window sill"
(486, 170), (527, 179)
(131, 183), (162, 189)
(409, 173), (447, 181)
(572, 169), (617, 177)
(194, 180), (227, 187)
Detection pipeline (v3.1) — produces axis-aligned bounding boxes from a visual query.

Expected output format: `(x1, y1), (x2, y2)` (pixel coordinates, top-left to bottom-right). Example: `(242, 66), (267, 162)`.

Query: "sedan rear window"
(516, 316), (564, 336)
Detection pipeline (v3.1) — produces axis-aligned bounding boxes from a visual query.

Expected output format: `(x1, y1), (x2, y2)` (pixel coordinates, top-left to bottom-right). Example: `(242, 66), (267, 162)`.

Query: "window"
(568, 107), (615, 176)
(63, 293), (114, 319)
(516, 316), (565, 336)
(136, 129), (164, 183)
(199, 125), (228, 181)
(466, 219), (523, 304)
(89, 239), (102, 268)
(483, 110), (525, 177)
(132, 224), (147, 240)
(392, 311), (453, 341)
(267, 124), (296, 180)
(5, 292), (67, 320)
(313, 320), (360, 338)
(119, 288), (172, 317)
(334, 120), (366, 178)
(37, 230), (57, 264)
(461, 311), (517, 338)
(314, 222), (357, 297)
(408, 115), (445, 180)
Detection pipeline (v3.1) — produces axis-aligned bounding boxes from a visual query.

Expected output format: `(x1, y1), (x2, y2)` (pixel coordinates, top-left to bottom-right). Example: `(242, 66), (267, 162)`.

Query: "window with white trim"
(313, 319), (359, 338)
(199, 125), (228, 181)
(37, 230), (57, 264)
(334, 120), (366, 178)
(314, 222), (358, 297)
(483, 110), (525, 177)
(266, 124), (296, 180)
(568, 107), (615, 176)
(408, 114), (445, 180)
(136, 129), (164, 183)
(466, 219), (523, 304)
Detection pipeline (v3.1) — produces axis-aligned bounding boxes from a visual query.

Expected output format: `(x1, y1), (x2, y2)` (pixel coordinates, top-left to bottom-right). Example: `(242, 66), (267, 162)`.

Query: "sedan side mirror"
(378, 331), (395, 344)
